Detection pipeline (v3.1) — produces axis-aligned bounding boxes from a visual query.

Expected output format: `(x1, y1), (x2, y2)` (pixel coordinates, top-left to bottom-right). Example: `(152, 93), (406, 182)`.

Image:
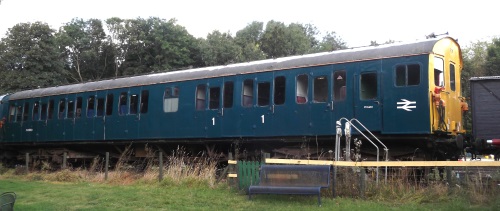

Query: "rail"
(336, 118), (389, 184)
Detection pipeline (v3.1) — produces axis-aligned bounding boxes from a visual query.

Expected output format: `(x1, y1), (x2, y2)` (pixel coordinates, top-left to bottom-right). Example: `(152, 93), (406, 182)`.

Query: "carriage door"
(354, 70), (382, 132)
(254, 73), (274, 136)
(126, 87), (141, 139)
(93, 91), (108, 140)
(35, 97), (51, 141)
(206, 78), (224, 138)
(74, 93), (92, 140)
(310, 68), (332, 135)
(332, 69), (353, 129)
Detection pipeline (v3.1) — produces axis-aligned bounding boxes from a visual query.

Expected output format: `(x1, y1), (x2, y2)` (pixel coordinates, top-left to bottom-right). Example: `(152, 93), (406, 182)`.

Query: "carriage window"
(10, 106), (23, 122)
(48, 100), (54, 120)
(96, 97), (105, 117)
(395, 64), (420, 86)
(196, 85), (207, 110)
(258, 82), (270, 106)
(106, 94), (114, 116)
(130, 94), (138, 115)
(274, 76), (286, 105)
(242, 79), (254, 107)
(119, 92), (127, 115)
(67, 99), (75, 118)
(76, 97), (82, 118)
(41, 103), (48, 121)
(450, 63), (456, 91)
(408, 64), (420, 85)
(209, 87), (220, 109)
(395, 66), (406, 86)
(334, 71), (347, 101)
(32, 102), (40, 121)
(360, 72), (377, 100)
(164, 87), (179, 112)
(140, 90), (149, 114)
(22, 102), (29, 121)
(296, 74), (308, 104)
(223, 82), (234, 108)
(314, 76), (328, 103)
(87, 96), (95, 118)
(434, 57), (444, 87)
(58, 99), (66, 119)
(9, 105), (16, 122)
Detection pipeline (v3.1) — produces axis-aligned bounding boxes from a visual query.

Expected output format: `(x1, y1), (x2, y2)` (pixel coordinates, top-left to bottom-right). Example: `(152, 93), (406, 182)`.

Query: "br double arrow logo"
(397, 99), (416, 111)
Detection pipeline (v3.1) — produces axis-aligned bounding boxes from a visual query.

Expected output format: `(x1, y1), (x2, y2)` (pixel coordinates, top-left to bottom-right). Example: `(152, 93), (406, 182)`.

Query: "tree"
(461, 39), (492, 130)
(260, 21), (289, 58)
(119, 17), (202, 76)
(105, 17), (127, 78)
(485, 38), (500, 76)
(234, 21), (266, 62)
(58, 18), (115, 82)
(260, 21), (320, 58)
(199, 30), (242, 66)
(0, 22), (68, 93)
(311, 31), (347, 52)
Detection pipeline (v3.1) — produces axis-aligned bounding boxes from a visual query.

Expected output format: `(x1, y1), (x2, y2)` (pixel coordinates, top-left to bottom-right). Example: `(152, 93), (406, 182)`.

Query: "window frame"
(313, 75), (328, 103)
(359, 72), (378, 100)
(333, 70), (347, 101)
(450, 63), (456, 91)
(434, 56), (445, 87)
(164, 86), (179, 113)
(274, 76), (286, 105)
(242, 79), (254, 108)
(394, 63), (421, 87)
(296, 74), (309, 104)
(196, 84), (207, 111)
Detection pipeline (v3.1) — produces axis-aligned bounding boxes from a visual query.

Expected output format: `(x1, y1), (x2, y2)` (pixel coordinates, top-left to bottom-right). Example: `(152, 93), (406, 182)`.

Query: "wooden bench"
(248, 165), (331, 206)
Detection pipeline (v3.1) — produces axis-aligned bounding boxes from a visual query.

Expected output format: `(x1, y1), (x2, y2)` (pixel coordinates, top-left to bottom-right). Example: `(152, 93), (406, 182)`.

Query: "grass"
(2, 178), (499, 211)
(1, 147), (499, 210)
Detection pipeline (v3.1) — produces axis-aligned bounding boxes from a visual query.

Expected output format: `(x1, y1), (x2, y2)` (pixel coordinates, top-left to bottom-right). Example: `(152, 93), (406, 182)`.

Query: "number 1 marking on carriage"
(212, 117), (215, 126)
(261, 115), (265, 124)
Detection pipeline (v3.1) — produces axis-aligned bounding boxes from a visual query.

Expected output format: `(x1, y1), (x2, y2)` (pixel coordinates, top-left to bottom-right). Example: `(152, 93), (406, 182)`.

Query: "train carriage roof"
(9, 37), (458, 100)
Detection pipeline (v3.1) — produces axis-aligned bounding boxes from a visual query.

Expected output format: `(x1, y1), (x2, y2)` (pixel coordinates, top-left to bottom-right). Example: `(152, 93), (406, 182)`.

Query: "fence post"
(159, 151), (163, 182)
(359, 167), (366, 199)
(105, 152), (109, 181)
(228, 152), (235, 187)
(25, 153), (29, 174)
(238, 161), (245, 189)
(446, 159), (453, 192)
(332, 164), (337, 198)
(261, 153), (270, 164)
(62, 152), (67, 169)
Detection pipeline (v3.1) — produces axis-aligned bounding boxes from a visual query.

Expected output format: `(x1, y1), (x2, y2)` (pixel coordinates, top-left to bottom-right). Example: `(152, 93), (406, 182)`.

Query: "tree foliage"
(58, 18), (115, 82)
(311, 31), (347, 52)
(234, 21), (266, 62)
(485, 38), (500, 76)
(0, 17), (354, 93)
(260, 21), (318, 58)
(0, 22), (68, 93)
(199, 30), (241, 66)
(117, 17), (202, 76)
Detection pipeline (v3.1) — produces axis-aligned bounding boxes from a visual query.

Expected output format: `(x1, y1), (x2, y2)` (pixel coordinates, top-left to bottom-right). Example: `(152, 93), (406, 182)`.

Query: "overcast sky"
(0, 0), (497, 47)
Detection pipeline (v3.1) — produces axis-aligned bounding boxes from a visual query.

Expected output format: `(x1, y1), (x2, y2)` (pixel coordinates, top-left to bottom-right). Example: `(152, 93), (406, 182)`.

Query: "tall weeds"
(0, 145), (219, 187)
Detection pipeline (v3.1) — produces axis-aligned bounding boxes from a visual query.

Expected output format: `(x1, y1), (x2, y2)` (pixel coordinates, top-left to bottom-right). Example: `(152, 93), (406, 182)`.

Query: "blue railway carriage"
(0, 37), (466, 160)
